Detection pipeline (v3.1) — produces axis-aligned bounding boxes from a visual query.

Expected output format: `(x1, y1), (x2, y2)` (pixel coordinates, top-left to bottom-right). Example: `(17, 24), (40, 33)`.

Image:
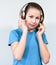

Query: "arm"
(11, 17), (28, 60)
(36, 24), (50, 64)
(11, 30), (27, 60)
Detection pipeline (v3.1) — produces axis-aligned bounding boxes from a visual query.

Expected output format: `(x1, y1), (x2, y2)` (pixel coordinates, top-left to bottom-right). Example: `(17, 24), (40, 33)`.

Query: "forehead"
(26, 8), (41, 16)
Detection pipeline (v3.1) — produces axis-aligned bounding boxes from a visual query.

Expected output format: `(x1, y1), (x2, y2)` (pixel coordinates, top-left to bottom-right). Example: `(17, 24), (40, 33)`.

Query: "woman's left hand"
(37, 23), (45, 35)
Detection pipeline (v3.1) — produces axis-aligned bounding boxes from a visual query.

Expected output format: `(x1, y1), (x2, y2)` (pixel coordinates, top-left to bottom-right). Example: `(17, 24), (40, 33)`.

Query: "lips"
(30, 24), (36, 26)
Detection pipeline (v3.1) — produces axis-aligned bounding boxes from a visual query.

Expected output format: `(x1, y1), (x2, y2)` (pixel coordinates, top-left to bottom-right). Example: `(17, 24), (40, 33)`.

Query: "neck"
(28, 28), (35, 32)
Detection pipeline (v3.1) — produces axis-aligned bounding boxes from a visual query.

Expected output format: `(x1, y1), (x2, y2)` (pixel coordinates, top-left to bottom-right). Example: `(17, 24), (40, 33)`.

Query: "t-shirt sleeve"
(8, 30), (20, 46)
(42, 33), (48, 45)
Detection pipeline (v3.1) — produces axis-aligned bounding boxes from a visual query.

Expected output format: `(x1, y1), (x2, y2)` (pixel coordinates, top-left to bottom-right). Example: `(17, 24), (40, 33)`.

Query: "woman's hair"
(20, 2), (44, 23)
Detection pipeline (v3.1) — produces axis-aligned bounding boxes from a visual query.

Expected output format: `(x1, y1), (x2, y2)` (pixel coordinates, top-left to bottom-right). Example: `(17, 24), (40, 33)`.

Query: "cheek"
(36, 20), (40, 24)
(26, 18), (31, 23)
(25, 19), (30, 25)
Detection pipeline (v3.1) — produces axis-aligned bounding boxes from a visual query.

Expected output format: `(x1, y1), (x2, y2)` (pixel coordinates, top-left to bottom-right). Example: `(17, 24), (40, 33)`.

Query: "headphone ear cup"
(21, 10), (25, 19)
(40, 15), (44, 24)
(20, 3), (28, 19)
(40, 7), (44, 24)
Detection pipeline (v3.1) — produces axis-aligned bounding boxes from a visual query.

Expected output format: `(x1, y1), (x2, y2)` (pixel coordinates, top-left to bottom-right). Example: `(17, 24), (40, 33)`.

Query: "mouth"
(30, 24), (36, 27)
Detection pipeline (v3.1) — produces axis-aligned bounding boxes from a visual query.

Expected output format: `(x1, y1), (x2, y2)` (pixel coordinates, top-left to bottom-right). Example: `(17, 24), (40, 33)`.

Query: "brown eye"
(36, 17), (40, 19)
(29, 16), (33, 18)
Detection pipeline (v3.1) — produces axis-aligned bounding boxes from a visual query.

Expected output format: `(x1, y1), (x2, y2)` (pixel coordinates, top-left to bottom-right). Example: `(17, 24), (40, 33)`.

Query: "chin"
(28, 25), (37, 30)
(29, 27), (36, 30)
(31, 26), (36, 29)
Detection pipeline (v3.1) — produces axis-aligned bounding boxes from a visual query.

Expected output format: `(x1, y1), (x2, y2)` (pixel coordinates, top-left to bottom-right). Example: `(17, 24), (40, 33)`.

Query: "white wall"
(0, 0), (56, 65)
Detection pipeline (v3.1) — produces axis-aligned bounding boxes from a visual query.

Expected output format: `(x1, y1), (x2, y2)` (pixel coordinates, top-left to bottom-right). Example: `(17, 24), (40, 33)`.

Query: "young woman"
(8, 2), (50, 65)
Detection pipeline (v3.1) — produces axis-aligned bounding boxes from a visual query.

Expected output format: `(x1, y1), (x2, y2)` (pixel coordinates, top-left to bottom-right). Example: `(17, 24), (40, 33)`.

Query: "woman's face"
(25, 8), (41, 31)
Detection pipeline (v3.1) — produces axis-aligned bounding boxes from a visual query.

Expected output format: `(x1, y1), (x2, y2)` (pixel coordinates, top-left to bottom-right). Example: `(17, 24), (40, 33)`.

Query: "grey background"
(0, 0), (56, 65)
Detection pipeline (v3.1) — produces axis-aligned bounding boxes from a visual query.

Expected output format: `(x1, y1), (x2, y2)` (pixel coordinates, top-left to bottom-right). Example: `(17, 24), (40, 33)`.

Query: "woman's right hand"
(18, 17), (28, 32)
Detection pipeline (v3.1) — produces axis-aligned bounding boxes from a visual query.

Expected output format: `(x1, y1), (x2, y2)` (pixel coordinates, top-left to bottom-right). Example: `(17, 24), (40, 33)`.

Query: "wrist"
(37, 33), (42, 40)
(37, 32), (42, 37)
(23, 30), (28, 34)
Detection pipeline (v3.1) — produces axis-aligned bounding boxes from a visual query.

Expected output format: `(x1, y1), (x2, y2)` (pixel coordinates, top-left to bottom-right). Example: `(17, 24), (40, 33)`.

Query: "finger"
(18, 16), (23, 23)
(18, 18), (22, 27)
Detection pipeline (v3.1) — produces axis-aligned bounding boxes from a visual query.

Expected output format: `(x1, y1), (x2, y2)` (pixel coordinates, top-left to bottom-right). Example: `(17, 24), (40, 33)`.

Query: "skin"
(25, 8), (41, 31)
(11, 8), (50, 64)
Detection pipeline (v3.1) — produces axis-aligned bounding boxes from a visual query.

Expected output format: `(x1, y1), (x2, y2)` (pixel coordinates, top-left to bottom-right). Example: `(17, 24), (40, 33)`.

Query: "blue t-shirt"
(8, 28), (48, 65)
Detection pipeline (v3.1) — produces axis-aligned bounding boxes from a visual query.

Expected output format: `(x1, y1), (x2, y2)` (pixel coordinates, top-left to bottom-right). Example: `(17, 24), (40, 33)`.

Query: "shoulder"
(42, 32), (48, 44)
(8, 28), (22, 45)
(10, 28), (22, 36)
(42, 32), (46, 38)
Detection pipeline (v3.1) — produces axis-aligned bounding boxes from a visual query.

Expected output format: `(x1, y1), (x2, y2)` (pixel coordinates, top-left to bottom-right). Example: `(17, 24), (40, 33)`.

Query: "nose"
(32, 18), (36, 23)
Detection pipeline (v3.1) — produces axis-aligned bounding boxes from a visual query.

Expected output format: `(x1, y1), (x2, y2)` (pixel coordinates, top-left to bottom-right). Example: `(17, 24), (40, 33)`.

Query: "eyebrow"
(29, 15), (40, 18)
(36, 16), (40, 19)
